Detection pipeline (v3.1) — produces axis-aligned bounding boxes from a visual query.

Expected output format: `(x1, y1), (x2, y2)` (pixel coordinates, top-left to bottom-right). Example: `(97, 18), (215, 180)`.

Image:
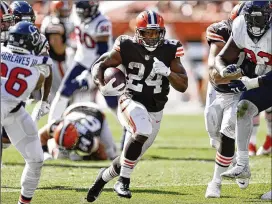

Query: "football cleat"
(114, 177), (132, 199)
(221, 164), (251, 180)
(236, 178), (249, 189)
(205, 181), (221, 198)
(256, 146), (271, 155)
(248, 143), (257, 156)
(257, 136), (271, 155)
(86, 168), (107, 202)
(261, 190), (272, 200)
(43, 152), (53, 161)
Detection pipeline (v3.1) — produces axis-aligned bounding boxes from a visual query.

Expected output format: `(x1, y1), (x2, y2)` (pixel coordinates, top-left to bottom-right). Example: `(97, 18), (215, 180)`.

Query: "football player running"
(213, 1), (271, 184)
(1, 21), (52, 204)
(48, 1), (118, 122)
(204, 2), (259, 198)
(86, 10), (188, 202)
(39, 102), (118, 161)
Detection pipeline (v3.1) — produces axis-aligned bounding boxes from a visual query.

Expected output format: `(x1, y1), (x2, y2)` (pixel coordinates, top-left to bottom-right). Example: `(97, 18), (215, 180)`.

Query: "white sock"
(102, 166), (118, 182)
(120, 157), (136, 178)
(213, 152), (232, 184)
(237, 151), (249, 166)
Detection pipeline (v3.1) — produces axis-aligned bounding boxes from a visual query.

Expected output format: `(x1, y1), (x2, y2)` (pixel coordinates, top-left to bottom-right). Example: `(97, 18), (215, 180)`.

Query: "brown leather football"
(104, 67), (126, 88)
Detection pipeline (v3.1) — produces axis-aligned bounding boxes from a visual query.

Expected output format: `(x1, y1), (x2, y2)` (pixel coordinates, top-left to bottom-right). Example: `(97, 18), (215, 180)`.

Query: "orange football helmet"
(53, 120), (79, 150)
(229, 2), (246, 21)
(50, 0), (72, 18)
(135, 10), (165, 51)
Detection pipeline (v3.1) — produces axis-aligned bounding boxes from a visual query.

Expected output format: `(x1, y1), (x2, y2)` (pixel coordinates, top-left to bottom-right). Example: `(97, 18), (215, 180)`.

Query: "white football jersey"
(1, 46), (52, 106)
(232, 16), (272, 74)
(73, 14), (112, 68)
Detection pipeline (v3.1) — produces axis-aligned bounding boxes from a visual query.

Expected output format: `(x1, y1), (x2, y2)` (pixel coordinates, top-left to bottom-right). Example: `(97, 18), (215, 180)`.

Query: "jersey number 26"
(1, 63), (32, 97)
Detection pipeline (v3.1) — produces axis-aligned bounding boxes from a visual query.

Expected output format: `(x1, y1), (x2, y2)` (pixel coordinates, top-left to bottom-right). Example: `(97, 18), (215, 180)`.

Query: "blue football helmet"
(8, 21), (41, 55)
(10, 1), (36, 24)
(75, 1), (99, 21)
(243, 1), (272, 37)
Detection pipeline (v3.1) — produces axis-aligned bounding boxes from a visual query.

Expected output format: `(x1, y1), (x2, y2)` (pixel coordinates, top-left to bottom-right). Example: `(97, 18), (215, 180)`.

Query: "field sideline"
(1, 107), (271, 204)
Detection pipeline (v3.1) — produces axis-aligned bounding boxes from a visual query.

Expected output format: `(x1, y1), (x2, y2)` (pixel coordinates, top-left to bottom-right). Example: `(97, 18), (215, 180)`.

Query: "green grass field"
(1, 108), (271, 204)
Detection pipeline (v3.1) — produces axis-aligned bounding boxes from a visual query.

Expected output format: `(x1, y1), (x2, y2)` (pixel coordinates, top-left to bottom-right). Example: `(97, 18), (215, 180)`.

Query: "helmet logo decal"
(28, 24), (40, 46)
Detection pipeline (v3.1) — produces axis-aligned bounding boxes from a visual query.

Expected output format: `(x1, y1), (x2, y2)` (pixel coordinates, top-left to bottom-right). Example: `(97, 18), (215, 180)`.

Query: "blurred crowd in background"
(4, 0), (240, 113)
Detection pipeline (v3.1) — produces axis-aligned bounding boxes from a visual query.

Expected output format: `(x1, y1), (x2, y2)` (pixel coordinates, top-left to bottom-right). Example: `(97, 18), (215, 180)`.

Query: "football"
(104, 67), (126, 89)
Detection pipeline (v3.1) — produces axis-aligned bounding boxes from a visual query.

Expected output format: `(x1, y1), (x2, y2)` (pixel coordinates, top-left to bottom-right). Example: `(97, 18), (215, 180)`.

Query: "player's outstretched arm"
(168, 57), (188, 92)
(92, 49), (122, 86)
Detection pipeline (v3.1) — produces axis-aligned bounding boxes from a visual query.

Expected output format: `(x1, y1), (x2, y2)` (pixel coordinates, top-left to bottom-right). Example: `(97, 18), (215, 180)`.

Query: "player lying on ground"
(39, 102), (118, 161)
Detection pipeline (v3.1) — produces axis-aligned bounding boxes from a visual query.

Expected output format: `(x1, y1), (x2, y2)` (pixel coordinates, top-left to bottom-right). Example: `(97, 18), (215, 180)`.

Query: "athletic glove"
(220, 64), (241, 78)
(228, 76), (259, 93)
(31, 101), (50, 122)
(100, 78), (125, 96)
(153, 57), (171, 77)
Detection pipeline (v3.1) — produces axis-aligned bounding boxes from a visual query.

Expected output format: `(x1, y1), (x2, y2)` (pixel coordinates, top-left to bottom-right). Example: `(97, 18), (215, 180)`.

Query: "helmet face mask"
(1, 1), (14, 32)
(136, 28), (165, 50)
(243, 1), (272, 37)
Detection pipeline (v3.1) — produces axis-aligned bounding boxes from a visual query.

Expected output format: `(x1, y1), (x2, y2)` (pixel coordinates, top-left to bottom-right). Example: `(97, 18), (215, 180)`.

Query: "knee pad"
(104, 96), (118, 109)
(237, 100), (258, 120)
(131, 108), (152, 136)
(204, 105), (221, 134)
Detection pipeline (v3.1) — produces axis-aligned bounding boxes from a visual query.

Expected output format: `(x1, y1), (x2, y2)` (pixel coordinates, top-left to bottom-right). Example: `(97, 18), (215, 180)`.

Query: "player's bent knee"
(205, 107), (220, 133)
(237, 100), (258, 119)
(134, 118), (152, 137)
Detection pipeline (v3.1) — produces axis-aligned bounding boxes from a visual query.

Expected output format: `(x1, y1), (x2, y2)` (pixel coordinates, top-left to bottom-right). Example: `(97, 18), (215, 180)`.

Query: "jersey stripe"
(206, 31), (225, 42)
(175, 46), (184, 57)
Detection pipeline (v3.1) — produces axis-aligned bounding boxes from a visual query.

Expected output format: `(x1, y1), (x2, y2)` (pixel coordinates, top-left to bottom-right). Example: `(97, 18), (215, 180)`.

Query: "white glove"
(100, 78), (125, 96)
(31, 101), (50, 122)
(239, 76), (259, 90)
(219, 64), (241, 78)
(153, 57), (171, 77)
(73, 70), (90, 87)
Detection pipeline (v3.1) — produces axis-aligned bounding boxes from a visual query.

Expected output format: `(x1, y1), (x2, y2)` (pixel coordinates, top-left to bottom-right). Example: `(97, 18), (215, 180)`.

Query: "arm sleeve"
(175, 41), (185, 58)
